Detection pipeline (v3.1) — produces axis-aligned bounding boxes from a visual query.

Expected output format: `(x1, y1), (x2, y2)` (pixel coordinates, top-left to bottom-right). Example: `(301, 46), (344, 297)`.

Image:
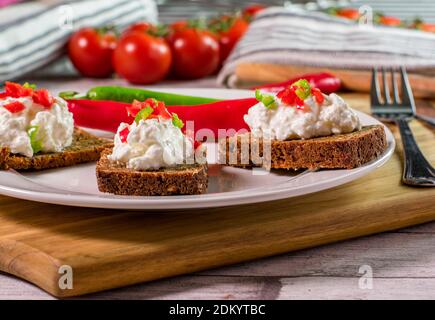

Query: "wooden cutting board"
(0, 93), (434, 298)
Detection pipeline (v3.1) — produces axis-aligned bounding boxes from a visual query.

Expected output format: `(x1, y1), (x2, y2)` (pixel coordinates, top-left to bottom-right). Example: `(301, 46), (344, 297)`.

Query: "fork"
(370, 67), (435, 187)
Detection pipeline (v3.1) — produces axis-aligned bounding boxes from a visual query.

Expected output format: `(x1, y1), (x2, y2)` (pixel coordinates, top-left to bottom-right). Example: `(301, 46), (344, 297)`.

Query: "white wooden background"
(0, 77), (434, 300)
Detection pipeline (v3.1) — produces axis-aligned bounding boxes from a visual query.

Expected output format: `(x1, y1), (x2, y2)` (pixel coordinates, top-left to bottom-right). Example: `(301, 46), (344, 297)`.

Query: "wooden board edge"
(0, 239), (69, 298)
(49, 201), (435, 297)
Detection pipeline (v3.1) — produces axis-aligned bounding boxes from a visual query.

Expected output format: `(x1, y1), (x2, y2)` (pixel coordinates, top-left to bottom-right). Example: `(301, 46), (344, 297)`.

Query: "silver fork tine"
(399, 67), (416, 114)
(370, 68), (381, 106)
(390, 69), (400, 104)
(381, 67), (391, 104)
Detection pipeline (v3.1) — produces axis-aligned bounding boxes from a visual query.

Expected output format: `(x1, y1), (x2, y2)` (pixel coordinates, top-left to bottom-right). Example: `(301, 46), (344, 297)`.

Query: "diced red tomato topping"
(1, 82), (54, 109)
(3, 101), (26, 113)
(32, 89), (54, 108)
(126, 100), (142, 117)
(194, 140), (202, 150)
(277, 86), (305, 107)
(126, 98), (172, 119)
(276, 80), (326, 111)
(311, 87), (325, 104)
(4, 82), (33, 98)
(154, 100), (171, 119)
(119, 126), (130, 143)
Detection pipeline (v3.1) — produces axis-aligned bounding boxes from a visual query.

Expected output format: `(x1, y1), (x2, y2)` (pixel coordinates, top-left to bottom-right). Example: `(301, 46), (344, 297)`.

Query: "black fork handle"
(396, 118), (435, 186)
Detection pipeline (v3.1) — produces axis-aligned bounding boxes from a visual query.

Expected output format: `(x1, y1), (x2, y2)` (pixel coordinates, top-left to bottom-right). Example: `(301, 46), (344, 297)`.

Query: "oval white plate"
(0, 88), (395, 210)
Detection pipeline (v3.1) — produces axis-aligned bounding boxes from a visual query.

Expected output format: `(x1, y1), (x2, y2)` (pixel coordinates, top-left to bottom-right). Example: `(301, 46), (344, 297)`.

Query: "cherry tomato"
(123, 22), (156, 35)
(419, 22), (435, 32)
(113, 33), (172, 84)
(170, 28), (220, 79)
(166, 21), (189, 45)
(68, 28), (117, 78)
(243, 4), (266, 18)
(336, 8), (360, 20)
(218, 17), (249, 63)
(170, 20), (188, 32)
(379, 16), (402, 26)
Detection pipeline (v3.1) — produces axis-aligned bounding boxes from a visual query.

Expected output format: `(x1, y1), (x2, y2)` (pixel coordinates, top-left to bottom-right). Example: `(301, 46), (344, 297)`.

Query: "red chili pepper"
(253, 72), (341, 94)
(67, 98), (257, 139)
(3, 101), (26, 113)
(67, 99), (131, 132)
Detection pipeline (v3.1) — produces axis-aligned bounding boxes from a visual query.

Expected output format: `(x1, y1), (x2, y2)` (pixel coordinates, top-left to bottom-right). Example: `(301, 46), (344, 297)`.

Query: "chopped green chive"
(255, 89), (277, 109)
(27, 125), (43, 154)
(172, 113), (184, 129)
(292, 79), (311, 100)
(59, 91), (83, 100)
(255, 89), (263, 101)
(134, 105), (154, 124)
(23, 82), (37, 90)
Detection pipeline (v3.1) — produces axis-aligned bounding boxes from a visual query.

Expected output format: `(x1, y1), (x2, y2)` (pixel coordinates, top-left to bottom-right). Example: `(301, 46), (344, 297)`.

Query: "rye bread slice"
(218, 125), (387, 170)
(0, 128), (113, 171)
(96, 149), (208, 196)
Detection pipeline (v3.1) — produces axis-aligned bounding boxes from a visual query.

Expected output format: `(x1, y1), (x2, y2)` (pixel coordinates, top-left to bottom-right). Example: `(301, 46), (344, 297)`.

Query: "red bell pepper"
(67, 98), (257, 139)
(253, 72), (341, 94)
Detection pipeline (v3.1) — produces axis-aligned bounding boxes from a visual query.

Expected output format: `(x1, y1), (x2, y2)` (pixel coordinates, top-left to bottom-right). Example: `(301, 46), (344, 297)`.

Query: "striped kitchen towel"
(0, 0), (158, 82)
(217, 6), (435, 87)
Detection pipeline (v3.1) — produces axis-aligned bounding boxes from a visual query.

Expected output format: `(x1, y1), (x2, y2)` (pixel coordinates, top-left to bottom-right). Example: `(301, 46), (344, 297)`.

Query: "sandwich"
(96, 99), (208, 196)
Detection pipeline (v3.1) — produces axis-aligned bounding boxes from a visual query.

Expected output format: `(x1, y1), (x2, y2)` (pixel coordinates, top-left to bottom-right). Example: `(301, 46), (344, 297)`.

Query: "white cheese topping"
(0, 96), (74, 157)
(109, 118), (194, 171)
(244, 93), (361, 140)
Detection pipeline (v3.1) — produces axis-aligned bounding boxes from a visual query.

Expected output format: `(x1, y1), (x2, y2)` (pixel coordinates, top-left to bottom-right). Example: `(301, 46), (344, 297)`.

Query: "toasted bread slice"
(96, 149), (208, 196)
(0, 128), (113, 171)
(218, 125), (387, 170)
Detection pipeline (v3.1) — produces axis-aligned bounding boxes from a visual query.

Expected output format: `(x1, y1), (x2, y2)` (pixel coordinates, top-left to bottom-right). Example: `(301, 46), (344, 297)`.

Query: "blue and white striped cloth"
(218, 6), (435, 86)
(0, 0), (158, 82)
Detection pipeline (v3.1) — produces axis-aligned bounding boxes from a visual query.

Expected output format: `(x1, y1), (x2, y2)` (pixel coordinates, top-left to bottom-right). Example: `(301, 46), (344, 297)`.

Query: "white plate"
(0, 88), (395, 210)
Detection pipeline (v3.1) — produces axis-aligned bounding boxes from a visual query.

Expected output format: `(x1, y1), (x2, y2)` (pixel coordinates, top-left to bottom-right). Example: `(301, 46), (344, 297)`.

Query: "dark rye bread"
(0, 128), (113, 171)
(218, 125), (387, 170)
(96, 149), (208, 196)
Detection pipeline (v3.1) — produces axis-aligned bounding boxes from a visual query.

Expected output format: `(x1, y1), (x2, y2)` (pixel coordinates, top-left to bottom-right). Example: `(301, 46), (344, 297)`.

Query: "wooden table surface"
(1, 78), (434, 300)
